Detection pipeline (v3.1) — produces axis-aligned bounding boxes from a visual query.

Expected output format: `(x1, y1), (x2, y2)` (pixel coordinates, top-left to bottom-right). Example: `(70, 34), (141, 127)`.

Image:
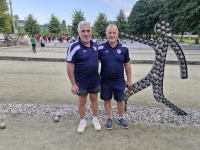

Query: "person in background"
(66, 21), (101, 134)
(30, 34), (36, 53)
(98, 24), (132, 130)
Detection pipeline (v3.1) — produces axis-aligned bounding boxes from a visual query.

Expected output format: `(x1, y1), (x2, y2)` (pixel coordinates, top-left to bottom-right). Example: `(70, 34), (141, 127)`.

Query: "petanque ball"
(0, 123), (6, 129)
(54, 117), (59, 122)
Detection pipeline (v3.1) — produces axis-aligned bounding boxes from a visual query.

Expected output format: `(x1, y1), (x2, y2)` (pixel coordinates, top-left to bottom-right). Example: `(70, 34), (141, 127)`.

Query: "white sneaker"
(92, 119), (101, 131)
(77, 122), (87, 134)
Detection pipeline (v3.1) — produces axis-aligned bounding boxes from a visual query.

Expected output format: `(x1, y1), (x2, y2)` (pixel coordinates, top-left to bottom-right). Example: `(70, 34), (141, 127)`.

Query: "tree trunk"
(180, 32), (184, 42)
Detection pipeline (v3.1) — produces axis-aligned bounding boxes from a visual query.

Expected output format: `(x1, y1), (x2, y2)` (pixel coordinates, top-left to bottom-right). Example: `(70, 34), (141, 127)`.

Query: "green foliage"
(0, 0), (12, 33)
(166, 115), (178, 124)
(128, 0), (164, 37)
(48, 14), (61, 34)
(71, 10), (85, 35)
(24, 14), (40, 34)
(93, 13), (109, 38)
(115, 9), (127, 32)
(60, 20), (67, 33)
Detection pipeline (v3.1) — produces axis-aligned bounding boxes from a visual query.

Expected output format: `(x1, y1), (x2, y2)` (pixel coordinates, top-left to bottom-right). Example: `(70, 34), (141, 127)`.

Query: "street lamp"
(7, 0), (19, 45)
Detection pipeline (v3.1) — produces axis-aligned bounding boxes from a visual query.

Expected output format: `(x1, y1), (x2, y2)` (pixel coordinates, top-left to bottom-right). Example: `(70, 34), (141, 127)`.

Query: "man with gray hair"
(66, 21), (101, 133)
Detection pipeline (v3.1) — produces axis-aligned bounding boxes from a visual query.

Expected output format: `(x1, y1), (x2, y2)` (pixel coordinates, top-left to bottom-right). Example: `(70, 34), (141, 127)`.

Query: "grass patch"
(166, 115), (178, 124)
(176, 38), (200, 45)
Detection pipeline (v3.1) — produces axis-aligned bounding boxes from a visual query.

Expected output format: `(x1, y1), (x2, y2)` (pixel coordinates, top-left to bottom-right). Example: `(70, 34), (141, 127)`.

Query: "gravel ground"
(0, 103), (199, 126)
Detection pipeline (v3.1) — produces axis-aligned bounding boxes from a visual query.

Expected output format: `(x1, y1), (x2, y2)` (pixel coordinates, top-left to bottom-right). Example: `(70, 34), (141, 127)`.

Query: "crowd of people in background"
(19, 34), (79, 44)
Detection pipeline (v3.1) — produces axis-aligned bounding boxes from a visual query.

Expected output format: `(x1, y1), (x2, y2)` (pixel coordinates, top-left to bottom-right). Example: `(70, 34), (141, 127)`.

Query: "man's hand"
(71, 84), (79, 95)
(125, 80), (132, 88)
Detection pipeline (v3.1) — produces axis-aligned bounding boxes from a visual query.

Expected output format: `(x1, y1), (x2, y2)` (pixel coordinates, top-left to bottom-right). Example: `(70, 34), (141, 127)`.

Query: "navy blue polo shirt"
(66, 39), (100, 88)
(98, 41), (130, 82)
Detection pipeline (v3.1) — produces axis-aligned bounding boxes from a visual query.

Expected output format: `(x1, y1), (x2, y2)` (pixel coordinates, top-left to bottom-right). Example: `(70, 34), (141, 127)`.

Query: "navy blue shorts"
(100, 78), (125, 101)
(77, 84), (100, 96)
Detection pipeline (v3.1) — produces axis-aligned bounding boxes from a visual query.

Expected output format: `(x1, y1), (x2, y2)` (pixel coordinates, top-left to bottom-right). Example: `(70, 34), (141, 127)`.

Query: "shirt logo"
(105, 50), (109, 53)
(83, 50), (87, 52)
(117, 49), (121, 54)
(93, 47), (97, 51)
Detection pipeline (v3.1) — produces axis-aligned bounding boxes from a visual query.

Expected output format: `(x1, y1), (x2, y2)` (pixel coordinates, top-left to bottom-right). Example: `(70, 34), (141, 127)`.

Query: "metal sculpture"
(121, 20), (188, 115)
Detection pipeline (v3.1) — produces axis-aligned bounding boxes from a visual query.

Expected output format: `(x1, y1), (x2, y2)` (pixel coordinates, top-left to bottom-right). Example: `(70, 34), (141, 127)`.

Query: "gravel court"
(0, 60), (199, 108)
(0, 47), (200, 150)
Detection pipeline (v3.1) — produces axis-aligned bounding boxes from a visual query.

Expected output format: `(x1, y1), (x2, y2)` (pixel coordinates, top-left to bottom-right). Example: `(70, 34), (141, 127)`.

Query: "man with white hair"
(66, 21), (101, 134)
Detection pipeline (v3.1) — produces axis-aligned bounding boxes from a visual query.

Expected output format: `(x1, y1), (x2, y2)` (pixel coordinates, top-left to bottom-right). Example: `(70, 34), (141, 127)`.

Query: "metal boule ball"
(159, 63), (164, 67)
(161, 53), (166, 57)
(130, 35), (134, 39)
(165, 28), (170, 33)
(143, 40), (147, 44)
(156, 23), (161, 28)
(156, 56), (161, 60)
(165, 22), (170, 27)
(161, 26), (165, 31)
(148, 41), (153, 45)
(168, 38), (172, 43)
(155, 61), (160, 65)
(163, 42), (168, 47)
(182, 64), (186, 68)
(181, 60), (185, 64)
(0, 123), (6, 129)
(179, 55), (184, 60)
(134, 37), (138, 41)
(156, 29), (161, 33)
(161, 20), (165, 25)
(182, 69), (186, 73)
(161, 31), (166, 36)
(132, 84), (137, 88)
(120, 32), (125, 36)
(171, 42), (176, 47)
(174, 46), (179, 51)
(146, 81), (150, 86)
(153, 42), (158, 46)
(177, 50), (182, 55)
(160, 68), (164, 72)
(141, 84), (146, 88)
(169, 104), (174, 108)
(182, 74), (187, 78)
(158, 44), (163, 49)
(162, 37), (168, 42)
(139, 38), (143, 43)
(54, 117), (59, 122)
(125, 34), (129, 38)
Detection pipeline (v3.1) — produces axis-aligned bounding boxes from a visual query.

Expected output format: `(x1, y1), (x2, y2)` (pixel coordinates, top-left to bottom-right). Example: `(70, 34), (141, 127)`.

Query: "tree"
(177, 0), (200, 43)
(48, 14), (61, 34)
(24, 14), (40, 34)
(128, 0), (165, 38)
(60, 20), (67, 34)
(116, 9), (127, 33)
(0, 0), (12, 33)
(71, 10), (85, 35)
(93, 13), (109, 38)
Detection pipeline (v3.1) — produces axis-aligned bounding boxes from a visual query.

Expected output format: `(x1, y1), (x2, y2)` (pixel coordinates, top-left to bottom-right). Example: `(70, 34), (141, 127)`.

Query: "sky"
(9, 0), (138, 25)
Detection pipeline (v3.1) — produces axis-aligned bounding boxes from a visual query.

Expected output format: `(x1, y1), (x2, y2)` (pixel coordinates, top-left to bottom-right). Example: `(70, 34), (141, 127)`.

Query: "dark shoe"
(117, 118), (128, 129)
(106, 119), (112, 130)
